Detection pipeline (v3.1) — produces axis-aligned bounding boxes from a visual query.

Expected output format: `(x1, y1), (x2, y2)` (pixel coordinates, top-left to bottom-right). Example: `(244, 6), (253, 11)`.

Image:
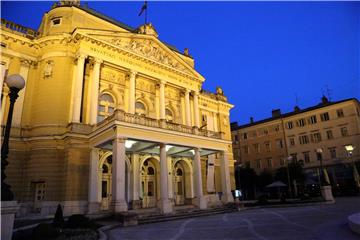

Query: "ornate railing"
(1, 18), (39, 39)
(96, 110), (223, 139)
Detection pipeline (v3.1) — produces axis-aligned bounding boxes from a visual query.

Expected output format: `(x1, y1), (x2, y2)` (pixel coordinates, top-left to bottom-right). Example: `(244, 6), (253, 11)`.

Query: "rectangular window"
(51, 17), (62, 26)
(243, 133), (248, 140)
(309, 115), (317, 124)
(263, 129), (269, 135)
(267, 158), (272, 168)
(234, 134), (239, 142)
(252, 130), (257, 138)
(253, 143), (260, 153)
(265, 141), (271, 152)
(297, 118), (306, 127)
(289, 137), (295, 146)
(290, 153), (297, 162)
(316, 151), (323, 161)
(329, 147), (337, 159)
(276, 139), (283, 149)
(275, 125), (280, 132)
(337, 109), (344, 118)
(243, 145), (249, 154)
(312, 132), (322, 143)
(303, 152), (310, 163)
(280, 158), (285, 166)
(326, 130), (333, 139)
(287, 121), (293, 129)
(320, 112), (330, 121)
(341, 127), (348, 137)
(256, 159), (261, 169)
(299, 135), (309, 144)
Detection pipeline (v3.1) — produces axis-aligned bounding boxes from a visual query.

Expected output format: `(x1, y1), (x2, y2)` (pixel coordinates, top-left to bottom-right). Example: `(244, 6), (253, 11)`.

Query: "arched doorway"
(99, 153), (130, 211)
(100, 155), (112, 210)
(141, 159), (157, 208)
(174, 162), (185, 205)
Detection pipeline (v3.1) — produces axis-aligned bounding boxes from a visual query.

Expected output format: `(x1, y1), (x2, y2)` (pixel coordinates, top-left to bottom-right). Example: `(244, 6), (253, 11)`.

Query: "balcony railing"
(1, 18), (39, 39)
(96, 110), (223, 139)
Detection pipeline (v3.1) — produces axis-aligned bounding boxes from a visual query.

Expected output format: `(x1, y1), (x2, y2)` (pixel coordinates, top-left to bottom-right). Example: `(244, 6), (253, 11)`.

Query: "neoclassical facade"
(1, 1), (235, 216)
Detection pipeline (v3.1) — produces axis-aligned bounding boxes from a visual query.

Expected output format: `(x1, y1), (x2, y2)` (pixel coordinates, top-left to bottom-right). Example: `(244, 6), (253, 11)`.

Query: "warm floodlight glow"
(125, 140), (136, 149)
(166, 145), (173, 152)
(345, 145), (354, 152)
(316, 148), (323, 154)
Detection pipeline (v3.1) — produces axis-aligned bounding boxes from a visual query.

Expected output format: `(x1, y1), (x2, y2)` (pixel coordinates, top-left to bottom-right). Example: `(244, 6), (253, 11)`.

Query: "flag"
(138, 1), (147, 16)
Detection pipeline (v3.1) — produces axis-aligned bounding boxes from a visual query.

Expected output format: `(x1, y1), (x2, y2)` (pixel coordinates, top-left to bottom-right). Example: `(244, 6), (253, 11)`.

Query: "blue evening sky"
(2, 1), (359, 124)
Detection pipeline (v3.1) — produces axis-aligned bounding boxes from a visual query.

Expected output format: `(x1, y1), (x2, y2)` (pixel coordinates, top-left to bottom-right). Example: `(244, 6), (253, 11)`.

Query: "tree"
(257, 170), (274, 191)
(236, 166), (257, 199)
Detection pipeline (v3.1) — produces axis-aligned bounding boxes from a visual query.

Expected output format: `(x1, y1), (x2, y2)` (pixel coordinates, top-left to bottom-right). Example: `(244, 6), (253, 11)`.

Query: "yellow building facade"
(1, 2), (235, 216)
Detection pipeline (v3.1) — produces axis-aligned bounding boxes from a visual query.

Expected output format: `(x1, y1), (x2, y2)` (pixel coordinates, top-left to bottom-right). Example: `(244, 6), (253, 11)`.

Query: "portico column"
(72, 53), (87, 123)
(194, 148), (207, 209)
(160, 143), (173, 213)
(193, 91), (200, 128)
(112, 137), (128, 212)
(128, 70), (137, 114)
(0, 62), (7, 100)
(185, 89), (191, 126)
(220, 151), (233, 203)
(89, 58), (102, 125)
(88, 148), (100, 213)
(159, 80), (166, 119)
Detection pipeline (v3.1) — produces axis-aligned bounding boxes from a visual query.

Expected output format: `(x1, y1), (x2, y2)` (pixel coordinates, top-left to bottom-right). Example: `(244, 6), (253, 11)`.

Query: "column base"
(112, 200), (128, 213)
(1, 201), (19, 240)
(321, 186), (334, 202)
(194, 196), (207, 210)
(221, 192), (234, 204)
(87, 202), (100, 214)
(160, 199), (173, 214)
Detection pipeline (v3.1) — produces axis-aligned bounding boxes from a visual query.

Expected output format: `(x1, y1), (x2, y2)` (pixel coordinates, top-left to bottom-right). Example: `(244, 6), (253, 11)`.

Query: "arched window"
(135, 101), (147, 115)
(102, 164), (109, 174)
(165, 108), (173, 122)
(176, 168), (183, 176)
(147, 167), (155, 175)
(98, 93), (115, 122)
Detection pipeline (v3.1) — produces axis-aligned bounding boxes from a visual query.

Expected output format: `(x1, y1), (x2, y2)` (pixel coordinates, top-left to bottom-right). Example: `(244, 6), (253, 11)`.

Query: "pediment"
(78, 30), (203, 81)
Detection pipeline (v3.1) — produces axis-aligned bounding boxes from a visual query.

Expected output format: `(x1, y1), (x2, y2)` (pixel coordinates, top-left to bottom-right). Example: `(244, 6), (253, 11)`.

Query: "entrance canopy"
(97, 138), (219, 157)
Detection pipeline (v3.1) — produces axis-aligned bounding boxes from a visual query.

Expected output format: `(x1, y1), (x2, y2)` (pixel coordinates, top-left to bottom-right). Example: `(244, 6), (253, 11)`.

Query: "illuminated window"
(98, 93), (115, 122)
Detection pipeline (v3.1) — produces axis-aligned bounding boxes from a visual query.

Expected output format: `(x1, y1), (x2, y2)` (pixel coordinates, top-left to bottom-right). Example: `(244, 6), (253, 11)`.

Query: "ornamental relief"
(100, 68), (126, 85)
(107, 37), (191, 74)
(136, 78), (156, 93)
(165, 87), (180, 100)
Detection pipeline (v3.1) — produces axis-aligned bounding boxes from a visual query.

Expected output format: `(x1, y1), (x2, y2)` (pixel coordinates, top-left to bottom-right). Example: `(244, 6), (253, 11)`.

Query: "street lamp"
(345, 144), (359, 189)
(1, 74), (25, 201)
(285, 156), (292, 197)
(316, 148), (324, 186)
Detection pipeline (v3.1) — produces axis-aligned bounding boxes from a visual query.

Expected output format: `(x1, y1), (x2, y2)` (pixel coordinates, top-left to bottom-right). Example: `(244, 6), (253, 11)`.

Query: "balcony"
(96, 110), (223, 140)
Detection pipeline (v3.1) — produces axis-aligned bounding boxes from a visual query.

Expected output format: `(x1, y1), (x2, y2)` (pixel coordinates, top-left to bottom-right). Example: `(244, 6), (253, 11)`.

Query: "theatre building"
(0, 1), (235, 216)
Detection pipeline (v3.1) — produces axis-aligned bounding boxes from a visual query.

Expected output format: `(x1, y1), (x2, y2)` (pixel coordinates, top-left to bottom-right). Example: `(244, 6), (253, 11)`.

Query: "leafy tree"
(235, 166), (257, 199)
(257, 170), (274, 190)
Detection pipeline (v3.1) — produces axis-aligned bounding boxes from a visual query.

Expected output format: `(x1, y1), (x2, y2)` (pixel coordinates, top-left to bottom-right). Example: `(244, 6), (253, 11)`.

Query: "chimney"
(250, 117), (254, 123)
(294, 106), (300, 112)
(271, 109), (281, 118)
(230, 122), (238, 131)
(321, 95), (329, 104)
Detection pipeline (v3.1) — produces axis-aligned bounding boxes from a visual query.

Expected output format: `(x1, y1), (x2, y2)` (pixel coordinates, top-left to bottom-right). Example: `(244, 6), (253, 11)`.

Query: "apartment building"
(232, 97), (360, 187)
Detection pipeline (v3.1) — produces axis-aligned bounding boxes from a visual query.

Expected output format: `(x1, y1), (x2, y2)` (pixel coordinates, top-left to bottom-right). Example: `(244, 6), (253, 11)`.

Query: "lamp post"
(1, 74), (25, 201)
(316, 148), (324, 186)
(345, 145), (359, 190)
(286, 156), (292, 197)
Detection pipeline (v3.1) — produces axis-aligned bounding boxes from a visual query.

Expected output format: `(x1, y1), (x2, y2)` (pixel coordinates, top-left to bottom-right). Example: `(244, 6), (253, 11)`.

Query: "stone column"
(89, 58), (102, 125)
(112, 138), (128, 212)
(193, 91), (200, 128)
(72, 53), (87, 123)
(194, 148), (207, 209)
(88, 148), (100, 213)
(160, 143), (172, 213)
(159, 80), (166, 120)
(220, 151), (233, 203)
(206, 154), (216, 193)
(184, 89), (191, 126)
(0, 62), (7, 100)
(128, 70), (137, 114)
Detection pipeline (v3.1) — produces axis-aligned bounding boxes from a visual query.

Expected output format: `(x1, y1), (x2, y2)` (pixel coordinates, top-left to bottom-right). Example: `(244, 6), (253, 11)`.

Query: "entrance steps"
(136, 204), (235, 225)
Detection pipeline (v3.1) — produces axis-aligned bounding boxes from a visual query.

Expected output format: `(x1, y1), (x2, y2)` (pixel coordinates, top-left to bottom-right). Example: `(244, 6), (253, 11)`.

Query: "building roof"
(231, 97), (359, 131)
(54, 4), (190, 58)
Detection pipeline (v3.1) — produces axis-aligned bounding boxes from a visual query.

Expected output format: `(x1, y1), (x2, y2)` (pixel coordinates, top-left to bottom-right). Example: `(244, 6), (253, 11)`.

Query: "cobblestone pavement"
(107, 197), (360, 240)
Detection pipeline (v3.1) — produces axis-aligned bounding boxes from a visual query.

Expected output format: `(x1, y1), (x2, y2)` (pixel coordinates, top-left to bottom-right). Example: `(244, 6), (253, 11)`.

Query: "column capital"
(160, 79), (167, 85)
(193, 90), (199, 96)
(76, 52), (87, 60)
(184, 88), (190, 94)
(129, 69), (138, 77)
